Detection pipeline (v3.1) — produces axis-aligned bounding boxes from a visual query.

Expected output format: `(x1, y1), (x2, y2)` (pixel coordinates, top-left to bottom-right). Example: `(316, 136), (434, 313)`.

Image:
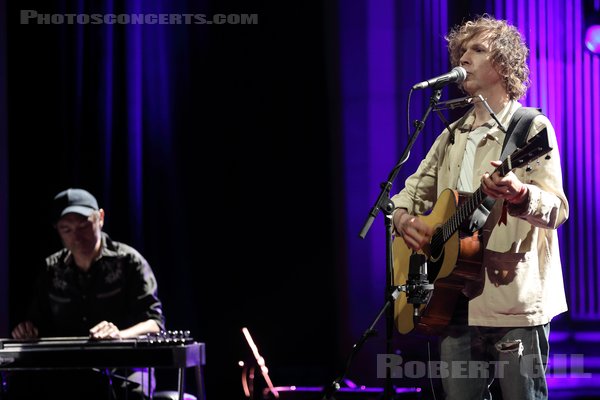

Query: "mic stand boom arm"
(358, 88), (442, 240)
(325, 88), (441, 400)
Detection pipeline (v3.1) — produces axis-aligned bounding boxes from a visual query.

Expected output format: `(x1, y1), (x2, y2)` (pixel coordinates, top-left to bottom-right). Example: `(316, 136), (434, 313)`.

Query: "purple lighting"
(585, 24), (600, 53)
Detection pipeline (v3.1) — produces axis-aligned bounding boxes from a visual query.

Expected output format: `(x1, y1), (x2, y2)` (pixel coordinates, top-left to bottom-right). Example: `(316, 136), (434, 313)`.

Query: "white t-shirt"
(457, 127), (488, 192)
(457, 102), (513, 192)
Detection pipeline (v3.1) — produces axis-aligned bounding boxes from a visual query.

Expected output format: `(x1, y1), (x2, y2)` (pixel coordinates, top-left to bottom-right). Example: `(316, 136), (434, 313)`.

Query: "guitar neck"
(441, 188), (486, 243)
(437, 143), (528, 244)
(432, 127), (551, 249)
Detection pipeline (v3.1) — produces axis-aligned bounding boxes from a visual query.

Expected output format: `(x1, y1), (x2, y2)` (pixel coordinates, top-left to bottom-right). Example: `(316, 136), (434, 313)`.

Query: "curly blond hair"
(445, 15), (530, 100)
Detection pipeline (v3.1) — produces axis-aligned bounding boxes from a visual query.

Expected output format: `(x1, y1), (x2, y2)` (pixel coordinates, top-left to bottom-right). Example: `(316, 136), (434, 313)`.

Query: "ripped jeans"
(439, 324), (550, 400)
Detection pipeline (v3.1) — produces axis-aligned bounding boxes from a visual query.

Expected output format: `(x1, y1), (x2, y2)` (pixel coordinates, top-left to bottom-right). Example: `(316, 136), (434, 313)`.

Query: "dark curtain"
(5, 0), (340, 398)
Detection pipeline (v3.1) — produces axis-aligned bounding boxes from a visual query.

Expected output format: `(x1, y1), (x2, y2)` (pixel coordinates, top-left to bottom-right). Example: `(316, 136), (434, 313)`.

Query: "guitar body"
(393, 188), (483, 335)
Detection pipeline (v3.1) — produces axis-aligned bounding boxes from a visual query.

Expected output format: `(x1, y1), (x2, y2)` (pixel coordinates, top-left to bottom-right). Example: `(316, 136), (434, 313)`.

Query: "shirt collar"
(458, 99), (519, 134)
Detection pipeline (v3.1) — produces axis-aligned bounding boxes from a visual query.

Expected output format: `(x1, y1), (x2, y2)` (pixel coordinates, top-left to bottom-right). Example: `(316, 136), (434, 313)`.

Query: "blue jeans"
(439, 324), (550, 400)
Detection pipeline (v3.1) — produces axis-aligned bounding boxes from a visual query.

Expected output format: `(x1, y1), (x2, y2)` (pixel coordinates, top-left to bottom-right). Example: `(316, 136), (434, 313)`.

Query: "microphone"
(412, 66), (467, 90)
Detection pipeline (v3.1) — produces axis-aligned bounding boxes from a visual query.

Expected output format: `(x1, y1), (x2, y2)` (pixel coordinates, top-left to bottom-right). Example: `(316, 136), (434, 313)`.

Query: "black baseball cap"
(53, 188), (99, 222)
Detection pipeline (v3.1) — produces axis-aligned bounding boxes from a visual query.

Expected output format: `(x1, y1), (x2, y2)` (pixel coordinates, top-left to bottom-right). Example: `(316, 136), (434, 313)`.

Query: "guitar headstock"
(497, 128), (551, 176)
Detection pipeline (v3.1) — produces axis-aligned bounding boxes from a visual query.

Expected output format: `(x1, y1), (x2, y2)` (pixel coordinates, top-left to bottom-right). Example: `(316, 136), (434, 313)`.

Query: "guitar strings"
(429, 189), (485, 253)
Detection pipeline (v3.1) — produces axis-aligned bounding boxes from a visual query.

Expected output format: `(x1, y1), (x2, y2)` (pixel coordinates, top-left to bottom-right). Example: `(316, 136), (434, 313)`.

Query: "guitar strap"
(468, 106), (543, 232)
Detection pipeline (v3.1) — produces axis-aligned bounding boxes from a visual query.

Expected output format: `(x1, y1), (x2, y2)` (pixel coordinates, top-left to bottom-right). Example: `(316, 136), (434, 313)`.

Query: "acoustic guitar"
(393, 128), (552, 335)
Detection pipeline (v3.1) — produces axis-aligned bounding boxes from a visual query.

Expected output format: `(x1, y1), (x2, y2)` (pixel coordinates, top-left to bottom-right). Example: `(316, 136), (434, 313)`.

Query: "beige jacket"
(391, 100), (569, 327)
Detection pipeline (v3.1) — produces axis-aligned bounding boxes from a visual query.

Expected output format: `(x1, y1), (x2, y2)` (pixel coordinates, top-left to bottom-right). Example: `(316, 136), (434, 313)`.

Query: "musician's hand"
(395, 212), (433, 251)
(481, 160), (528, 204)
(11, 320), (39, 339)
(89, 320), (122, 340)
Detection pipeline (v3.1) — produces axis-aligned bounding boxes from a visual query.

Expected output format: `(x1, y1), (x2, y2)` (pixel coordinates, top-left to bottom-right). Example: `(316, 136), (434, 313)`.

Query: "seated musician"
(8, 188), (165, 400)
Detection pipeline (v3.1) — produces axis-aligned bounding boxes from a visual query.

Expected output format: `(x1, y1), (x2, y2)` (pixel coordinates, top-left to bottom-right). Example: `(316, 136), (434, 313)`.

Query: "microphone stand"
(358, 87), (442, 237)
(322, 88), (442, 400)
